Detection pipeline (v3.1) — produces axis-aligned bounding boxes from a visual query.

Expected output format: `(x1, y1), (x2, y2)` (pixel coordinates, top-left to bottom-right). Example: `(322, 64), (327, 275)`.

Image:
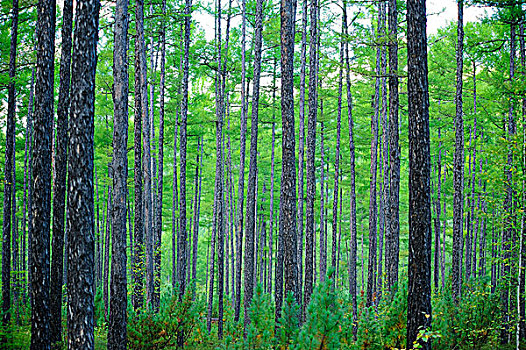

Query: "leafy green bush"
(245, 283), (274, 350)
(127, 291), (199, 349)
(276, 291), (300, 349)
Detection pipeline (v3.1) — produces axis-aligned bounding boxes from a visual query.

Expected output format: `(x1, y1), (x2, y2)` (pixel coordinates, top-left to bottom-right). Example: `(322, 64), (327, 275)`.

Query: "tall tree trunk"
(367, 17), (380, 306)
(135, 0), (153, 308)
(377, 0), (387, 301)
(406, 0), (432, 348)
(192, 138), (204, 293)
(244, 0), (264, 328)
(269, 119), (276, 294)
(343, 0), (358, 327)
(177, 0), (192, 302)
(452, 0), (465, 303)
(66, 0), (100, 346)
(103, 179), (112, 321)
(502, 22), (516, 345)
(153, 0), (167, 312)
(297, 0), (308, 308)
(386, 0), (400, 294)
(234, 0), (248, 323)
(319, 123), (326, 282)
(50, 0), (73, 340)
(108, 0), (129, 346)
(2, 0), (19, 334)
(304, 0), (318, 317)
(30, 0), (56, 345)
(133, 5), (144, 312)
(278, 0), (298, 320)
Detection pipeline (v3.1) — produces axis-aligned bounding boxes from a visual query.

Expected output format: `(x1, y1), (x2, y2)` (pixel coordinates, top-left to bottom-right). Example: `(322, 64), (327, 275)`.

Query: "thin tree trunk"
(108, 0), (129, 345)
(66, 0), (100, 346)
(234, 0), (248, 323)
(406, 0), (432, 347)
(103, 179), (112, 321)
(244, 0), (264, 328)
(319, 122), (326, 283)
(297, 0), (308, 308)
(192, 138), (204, 294)
(2, 0), (19, 334)
(304, 0), (318, 317)
(178, 0), (192, 303)
(269, 119), (276, 295)
(452, 0), (465, 303)
(50, 0), (73, 341)
(133, 4), (144, 311)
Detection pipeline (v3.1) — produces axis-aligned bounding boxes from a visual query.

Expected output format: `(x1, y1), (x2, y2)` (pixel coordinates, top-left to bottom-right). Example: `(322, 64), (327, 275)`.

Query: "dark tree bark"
(343, 0), (358, 325)
(278, 0), (298, 319)
(178, 0), (192, 300)
(319, 123), (326, 283)
(2, 0), (19, 334)
(367, 17), (380, 305)
(406, 0), (432, 348)
(49, 0), (73, 341)
(133, 6), (144, 311)
(244, 0), (264, 329)
(331, 16), (344, 274)
(66, 0), (100, 347)
(103, 178), (112, 321)
(153, 0), (167, 312)
(135, 0), (153, 308)
(452, 0), (464, 303)
(386, 0), (400, 294)
(108, 0), (129, 346)
(30, 0), (56, 346)
(297, 0), (308, 307)
(192, 138), (203, 292)
(303, 0), (318, 318)
(501, 22), (516, 344)
(268, 118), (276, 294)
(234, 0), (248, 323)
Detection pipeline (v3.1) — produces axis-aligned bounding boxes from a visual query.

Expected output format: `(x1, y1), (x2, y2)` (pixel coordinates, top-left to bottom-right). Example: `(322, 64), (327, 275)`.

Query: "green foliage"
(245, 283), (274, 350)
(433, 278), (501, 349)
(276, 291), (300, 349)
(127, 292), (200, 349)
(297, 273), (343, 350)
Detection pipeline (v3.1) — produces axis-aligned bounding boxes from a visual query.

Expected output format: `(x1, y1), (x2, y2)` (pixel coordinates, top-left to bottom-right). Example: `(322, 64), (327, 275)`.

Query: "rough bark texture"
(234, 0), (248, 323)
(133, 4), (144, 311)
(66, 0), (100, 347)
(3, 0), (19, 334)
(178, 0), (192, 300)
(406, 0), (432, 348)
(108, 0), (129, 346)
(30, 0), (56, 346)
(386, 0), (400, 294)
(452, 0), (464, 303)
(49, 0), (73, 341)
(319, 124), (326, 282)
(297, 0), (308, 307)
(243, 0), (264, 329)
(303, 0), (318, 317)
(278, 0), (298, 318)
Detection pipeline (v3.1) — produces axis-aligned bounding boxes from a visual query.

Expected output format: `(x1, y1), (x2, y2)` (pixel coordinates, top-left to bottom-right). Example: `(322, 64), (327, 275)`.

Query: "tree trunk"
(192, 138), (204, 293)
(452, 0), (465, 303)
(136, 0), (153, 308)
(153, 0), (167, 312)
(133, 5), (144, 311)
(367, 18), (380, 306)
(234, 0), (248, 323)
(30, 0), (56, 345)
(406, 0), (432, 347)
(66, 0), (100, 346)
(108, 0), (129, 346)
(297, 0), (308, 308)
(103, 179), (112, 321)
(304, 0), (318, 317)
(269, 119), (276, 295)
(278, 0), (298, 319)
(320, 122), (326, 282)
(243, 0), (264, 328)
(2, 0), (19, 334)
(177, 0), (192, 301)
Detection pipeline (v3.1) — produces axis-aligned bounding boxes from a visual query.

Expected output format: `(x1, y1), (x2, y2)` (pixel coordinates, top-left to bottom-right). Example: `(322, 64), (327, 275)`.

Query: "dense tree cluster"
(1, 0), (526, 348)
